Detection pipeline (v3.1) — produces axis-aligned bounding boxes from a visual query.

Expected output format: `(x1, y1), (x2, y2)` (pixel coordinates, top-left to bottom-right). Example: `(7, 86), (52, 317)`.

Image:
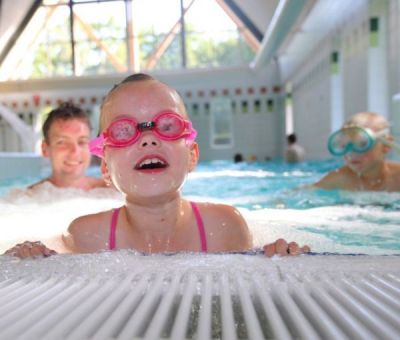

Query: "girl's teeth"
(139, 158), (165, 167)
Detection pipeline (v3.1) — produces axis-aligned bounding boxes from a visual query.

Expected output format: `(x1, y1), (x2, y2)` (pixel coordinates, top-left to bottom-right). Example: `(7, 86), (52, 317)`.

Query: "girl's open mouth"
(134, 156), (168, 170)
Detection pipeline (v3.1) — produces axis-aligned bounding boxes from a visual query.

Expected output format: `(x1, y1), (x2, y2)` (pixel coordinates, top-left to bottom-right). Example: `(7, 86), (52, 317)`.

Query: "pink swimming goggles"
(89, 111), (197, 158)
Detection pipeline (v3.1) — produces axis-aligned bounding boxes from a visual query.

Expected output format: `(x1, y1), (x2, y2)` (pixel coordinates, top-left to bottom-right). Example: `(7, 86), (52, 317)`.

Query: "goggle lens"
(108, 119), (138, 143)
(328, 127), (375, 156)
(155, 113), (185, 138)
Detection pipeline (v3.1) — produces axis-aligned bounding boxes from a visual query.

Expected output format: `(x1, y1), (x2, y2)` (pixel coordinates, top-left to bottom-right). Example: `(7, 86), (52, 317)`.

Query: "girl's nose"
(138, 132), (160, 148)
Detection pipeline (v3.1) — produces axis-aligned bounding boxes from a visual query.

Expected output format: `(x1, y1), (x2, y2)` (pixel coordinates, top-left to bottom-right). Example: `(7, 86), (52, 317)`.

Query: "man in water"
(29, 103), (107, 191)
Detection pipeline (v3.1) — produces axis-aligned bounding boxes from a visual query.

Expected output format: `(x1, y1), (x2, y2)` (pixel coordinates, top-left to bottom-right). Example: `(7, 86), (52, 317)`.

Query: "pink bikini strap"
(109, 207), (121, 250)
(190, 202), (207, 252)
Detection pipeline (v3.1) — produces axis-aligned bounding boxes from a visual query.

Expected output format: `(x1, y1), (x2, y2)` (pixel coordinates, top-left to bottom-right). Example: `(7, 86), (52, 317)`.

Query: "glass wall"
(1, 0), (258, 80)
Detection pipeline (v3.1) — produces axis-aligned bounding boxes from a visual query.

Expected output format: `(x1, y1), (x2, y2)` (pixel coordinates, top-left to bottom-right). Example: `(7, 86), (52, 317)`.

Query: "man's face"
(42, 118), (91, 179)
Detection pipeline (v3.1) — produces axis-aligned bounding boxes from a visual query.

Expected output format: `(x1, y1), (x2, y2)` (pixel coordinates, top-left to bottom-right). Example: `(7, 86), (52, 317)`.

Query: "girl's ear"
(101, 159), (112, 186)
(41, 140), (49, 157)
(188, 142), (199, 172)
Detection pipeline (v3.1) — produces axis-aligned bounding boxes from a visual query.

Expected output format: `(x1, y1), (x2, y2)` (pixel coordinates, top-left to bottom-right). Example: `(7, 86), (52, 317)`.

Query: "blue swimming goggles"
(327, 126), (396, 156)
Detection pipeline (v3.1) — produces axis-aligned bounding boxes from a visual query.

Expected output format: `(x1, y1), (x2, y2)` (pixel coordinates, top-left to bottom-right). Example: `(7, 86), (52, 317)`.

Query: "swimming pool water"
(184, 159), (400, 210)
(0, 159), (399, 255)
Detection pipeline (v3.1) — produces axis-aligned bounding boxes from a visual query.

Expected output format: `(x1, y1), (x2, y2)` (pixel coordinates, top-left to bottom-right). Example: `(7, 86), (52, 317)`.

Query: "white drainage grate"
(0, 267), (400, 339)
(0, 274), (400, 340)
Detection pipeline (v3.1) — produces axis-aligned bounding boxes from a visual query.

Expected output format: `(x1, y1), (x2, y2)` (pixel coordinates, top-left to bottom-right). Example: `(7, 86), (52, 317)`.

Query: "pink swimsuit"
(109, 202), (207, 252)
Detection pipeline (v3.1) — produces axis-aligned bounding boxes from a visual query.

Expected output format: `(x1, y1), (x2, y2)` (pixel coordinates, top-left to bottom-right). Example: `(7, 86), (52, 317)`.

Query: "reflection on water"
(0, 160), (399, 255)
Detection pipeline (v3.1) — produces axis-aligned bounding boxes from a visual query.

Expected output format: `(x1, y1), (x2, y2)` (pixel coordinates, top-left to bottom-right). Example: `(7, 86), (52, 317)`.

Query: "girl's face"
(100, 80), (198, 200)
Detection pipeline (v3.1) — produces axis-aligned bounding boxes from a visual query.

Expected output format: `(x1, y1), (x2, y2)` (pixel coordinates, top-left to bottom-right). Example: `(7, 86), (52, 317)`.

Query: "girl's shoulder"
(65, 209), (117, 252)
(193, 201), (242, 220)
(192, 201), (252, 251)
(70, 209), (114, 229)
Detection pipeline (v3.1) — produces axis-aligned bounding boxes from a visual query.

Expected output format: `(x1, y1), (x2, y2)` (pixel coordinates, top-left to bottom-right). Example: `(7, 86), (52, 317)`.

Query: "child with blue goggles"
(313, 112), (400, 191)
(327, 126), (400, 156)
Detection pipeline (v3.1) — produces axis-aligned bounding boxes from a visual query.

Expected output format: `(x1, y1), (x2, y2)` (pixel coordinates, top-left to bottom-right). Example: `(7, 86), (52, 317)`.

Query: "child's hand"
(263, 238), (310, 257)
(4, 241), (57, 259)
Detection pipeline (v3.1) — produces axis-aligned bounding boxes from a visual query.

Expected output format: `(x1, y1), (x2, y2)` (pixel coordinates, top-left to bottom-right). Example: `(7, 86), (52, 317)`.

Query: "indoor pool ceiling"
(0, 0), (369, 81)
(252, 0), (369, 82)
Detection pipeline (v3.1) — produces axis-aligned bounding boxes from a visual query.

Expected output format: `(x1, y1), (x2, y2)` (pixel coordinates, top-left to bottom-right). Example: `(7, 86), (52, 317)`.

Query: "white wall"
(289, 44), (332, 159)
(286, 0), (400, 160)
(342, 13), (369, 119)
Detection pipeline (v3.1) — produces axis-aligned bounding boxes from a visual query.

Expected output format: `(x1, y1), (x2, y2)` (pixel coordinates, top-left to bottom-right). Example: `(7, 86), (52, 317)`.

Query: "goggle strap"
(379, 137), (400, 154)
(89, 134), (106, 158)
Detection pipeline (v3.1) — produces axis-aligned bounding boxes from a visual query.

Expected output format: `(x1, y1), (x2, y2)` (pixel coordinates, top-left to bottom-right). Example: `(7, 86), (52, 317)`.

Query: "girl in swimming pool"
(5, 74), (309, 258)
(314, 111), (400, 191)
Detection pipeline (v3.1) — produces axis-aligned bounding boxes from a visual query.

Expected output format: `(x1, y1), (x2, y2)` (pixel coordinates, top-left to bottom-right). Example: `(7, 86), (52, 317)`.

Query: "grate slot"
(252, 276), (292, 340)
(326, 280), (400, 339)
(90, 274), (151, 339)
(143, 273), (183, 340)
(341, 278), (400, 332)
(236, 275), (265, 339)
(0, 278), (86, 339)
(0, 278), (34, 304)
(387, 273), (400, 284)
(361, 278), (400, 311)
(368, 274), (400, 298)
(0, 278), (75, 330)
(311, 284), (378, 340)
(39, 278), (122, 340)
(291, 285), (349, 339)
(118, 273), (166, 339)
(196, 273), (213, 340)
(219, 273), (237, 340)
(169, 273), (197, 340)
(273, 284), (320, 340)
(64, 274), (138, 339)
(0, 277), (57, 315)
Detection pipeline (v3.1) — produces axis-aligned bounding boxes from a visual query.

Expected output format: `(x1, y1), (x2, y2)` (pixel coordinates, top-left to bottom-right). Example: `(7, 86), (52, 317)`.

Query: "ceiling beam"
(222, 0), (263, 42)
(0, 0), (42, 66)
(251, 0), (309, 71)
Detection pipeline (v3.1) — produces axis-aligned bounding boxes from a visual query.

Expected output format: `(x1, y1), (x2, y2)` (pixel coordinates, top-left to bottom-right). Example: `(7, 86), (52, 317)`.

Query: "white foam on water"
(0, 184), (399, 256)
(0, 185), (124, 252)
(1, 250), (399, 283)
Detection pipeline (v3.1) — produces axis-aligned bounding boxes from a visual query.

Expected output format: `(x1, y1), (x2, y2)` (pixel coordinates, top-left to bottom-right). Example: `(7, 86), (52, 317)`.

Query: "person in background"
(29, 102), (107, 191)
(5, 73), (310, 258)
(313, 111), (400, 191)
(233, 153), (243, 163)
(285, 133), (305, 163)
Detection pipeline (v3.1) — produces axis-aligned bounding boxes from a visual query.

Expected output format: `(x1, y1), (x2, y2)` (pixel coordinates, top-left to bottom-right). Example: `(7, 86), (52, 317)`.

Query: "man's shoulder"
(85, 176), (107, 189)
(27, 178), (50, 190)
